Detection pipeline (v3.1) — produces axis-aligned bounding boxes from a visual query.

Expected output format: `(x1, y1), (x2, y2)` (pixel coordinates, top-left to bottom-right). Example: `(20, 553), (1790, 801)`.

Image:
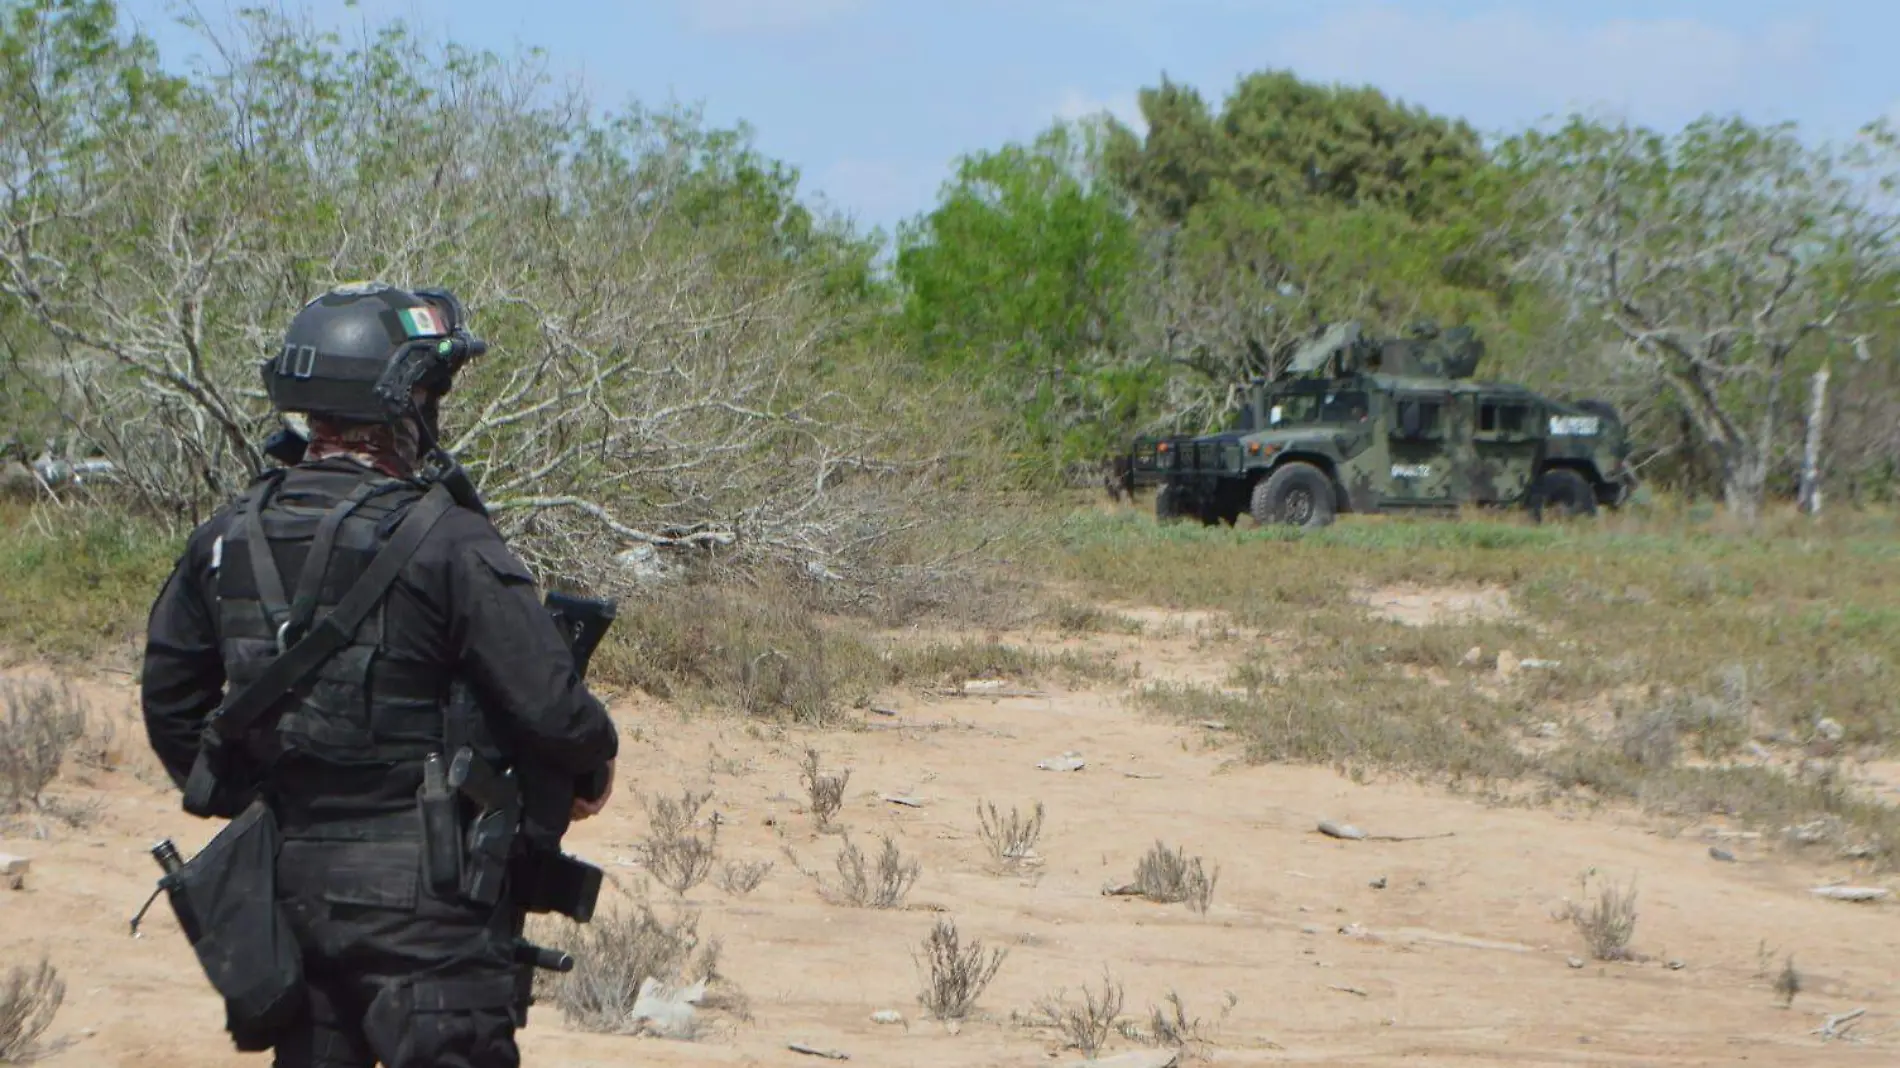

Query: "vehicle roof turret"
(1283, 319), (1483, 381)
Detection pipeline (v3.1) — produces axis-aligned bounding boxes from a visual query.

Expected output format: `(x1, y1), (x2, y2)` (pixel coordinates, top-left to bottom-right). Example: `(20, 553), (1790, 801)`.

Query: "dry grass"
(591, 576), (1124, 725)
(532, 902), (724, 1035)
(976, 799), (1045, 869)
(595, 581), (875, 725)
(0, 678), (85, 816)
(1136, 674), (1529, 787)
(0, 500), (1114, 733)
(1131, 840), (1219, 914)
(1035, 597), (1143, 636)
(0, 955), (64, 1064)
(1059, 505), (1900, 869)
(714, 859), (773, 897)
(638, 789), (719, 897)
(1558, 871), (1640, 962)
(798, 748), (849, 831)
(913, 917), (1006, 1022)
(1774, 955), (1803, 1007)
(1034, 968), (1125, 1059)
(809, 832), (921, 909)
(1134, 989), (1237, 1053)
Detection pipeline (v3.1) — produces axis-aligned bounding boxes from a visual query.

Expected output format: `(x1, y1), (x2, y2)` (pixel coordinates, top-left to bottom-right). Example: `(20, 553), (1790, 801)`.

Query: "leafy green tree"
(894, 118), (1149, 479)
(1101, 71), (1519, 431)
(1105, 70), (1491, 224)
(1494, 113), (1899, 521)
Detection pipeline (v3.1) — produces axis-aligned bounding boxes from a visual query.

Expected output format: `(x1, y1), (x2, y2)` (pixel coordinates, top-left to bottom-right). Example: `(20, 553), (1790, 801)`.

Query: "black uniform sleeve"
(139, 515), (230, 790)
(449, 534), (619, 778)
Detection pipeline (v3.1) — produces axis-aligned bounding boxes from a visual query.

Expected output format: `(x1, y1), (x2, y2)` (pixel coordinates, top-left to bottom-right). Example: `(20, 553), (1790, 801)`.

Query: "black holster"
(417, 753), (464, 899)
(158, 800), (306, 1051)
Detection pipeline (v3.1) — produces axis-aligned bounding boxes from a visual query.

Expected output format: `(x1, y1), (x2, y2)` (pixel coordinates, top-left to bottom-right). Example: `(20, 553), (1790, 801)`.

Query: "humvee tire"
(1535, 467), (1597, 518)
(1250, 462), (1336, 528)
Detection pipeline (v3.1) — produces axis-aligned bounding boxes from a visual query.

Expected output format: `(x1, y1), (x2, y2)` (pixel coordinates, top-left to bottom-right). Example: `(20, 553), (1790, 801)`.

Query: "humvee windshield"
(1268, 389), (1368, 427)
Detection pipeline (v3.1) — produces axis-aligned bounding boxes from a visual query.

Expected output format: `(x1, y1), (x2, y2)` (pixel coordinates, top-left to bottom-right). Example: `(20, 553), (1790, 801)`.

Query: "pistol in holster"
(416, 745), (598, 1024)
(416, 745), (604, 922)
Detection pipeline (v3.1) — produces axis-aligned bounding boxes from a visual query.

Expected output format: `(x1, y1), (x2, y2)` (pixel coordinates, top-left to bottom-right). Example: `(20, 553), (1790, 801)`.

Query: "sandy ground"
(3, 600), (1897, 1067)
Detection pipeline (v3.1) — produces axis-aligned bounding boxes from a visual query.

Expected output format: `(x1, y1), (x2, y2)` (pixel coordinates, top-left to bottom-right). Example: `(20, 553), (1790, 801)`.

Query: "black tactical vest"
(214, 463), (447, 772)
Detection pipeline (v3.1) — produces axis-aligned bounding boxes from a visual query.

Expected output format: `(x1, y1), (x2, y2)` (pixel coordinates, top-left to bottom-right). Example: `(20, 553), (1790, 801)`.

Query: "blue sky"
(116, 1), (1900, 236)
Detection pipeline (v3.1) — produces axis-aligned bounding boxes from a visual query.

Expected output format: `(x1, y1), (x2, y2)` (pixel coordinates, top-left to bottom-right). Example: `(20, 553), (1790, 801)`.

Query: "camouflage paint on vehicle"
(1127, 321), (1637, 527)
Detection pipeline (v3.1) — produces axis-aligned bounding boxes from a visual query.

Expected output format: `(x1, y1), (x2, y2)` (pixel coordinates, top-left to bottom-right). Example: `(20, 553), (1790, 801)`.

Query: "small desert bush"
(1131, 840), (1218, 913)
(714, 859), (773, 897)
(0, 678), (86, 815)
(0, 954), (65, 1063)
(914, 917), (1005, 1021)
(639, 789), (718, 896)
(1560, 872), (1639, 962)
(798, 748), (849, 830)
(1774, 955), (1802, 1006)
(1131, 989), (1236, 1051)
(1035, 968), (1124, 1058)
(816, 832), (920, 908)
(976, 799), (1044, 868)
(534, 903), (721, 1034)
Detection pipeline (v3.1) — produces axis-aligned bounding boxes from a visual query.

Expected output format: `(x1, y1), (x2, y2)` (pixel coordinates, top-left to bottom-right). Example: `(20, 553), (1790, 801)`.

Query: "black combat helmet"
(261, 281), (487, 426)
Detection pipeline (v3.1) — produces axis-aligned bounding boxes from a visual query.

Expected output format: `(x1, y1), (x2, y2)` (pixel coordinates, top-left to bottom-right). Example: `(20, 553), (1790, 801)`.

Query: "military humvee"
(1124, 321), (1637, 527)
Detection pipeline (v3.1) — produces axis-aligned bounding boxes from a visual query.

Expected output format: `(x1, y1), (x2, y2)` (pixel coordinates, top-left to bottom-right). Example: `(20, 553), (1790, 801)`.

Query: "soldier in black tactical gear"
(139, 281), (619, 1067)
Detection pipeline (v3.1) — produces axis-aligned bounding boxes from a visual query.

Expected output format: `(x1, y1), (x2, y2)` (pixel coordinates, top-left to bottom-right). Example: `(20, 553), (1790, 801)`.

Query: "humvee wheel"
(1250, 462), (1336, 528)
(1534, 467), (1597, 519)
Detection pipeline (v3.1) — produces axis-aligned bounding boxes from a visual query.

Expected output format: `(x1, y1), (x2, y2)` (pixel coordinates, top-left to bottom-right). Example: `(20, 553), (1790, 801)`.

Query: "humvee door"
(1470, 394), (1539, 504)
(1383, 390), (1456, 506)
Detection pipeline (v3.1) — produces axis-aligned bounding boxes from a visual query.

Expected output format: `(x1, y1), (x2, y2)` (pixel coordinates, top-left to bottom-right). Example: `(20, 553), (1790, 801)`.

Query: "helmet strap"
(407, 393), (489, 517)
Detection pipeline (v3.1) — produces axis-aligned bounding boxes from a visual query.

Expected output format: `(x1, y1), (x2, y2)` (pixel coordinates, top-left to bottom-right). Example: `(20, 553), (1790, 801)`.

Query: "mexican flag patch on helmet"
(396, 305), (447, 338)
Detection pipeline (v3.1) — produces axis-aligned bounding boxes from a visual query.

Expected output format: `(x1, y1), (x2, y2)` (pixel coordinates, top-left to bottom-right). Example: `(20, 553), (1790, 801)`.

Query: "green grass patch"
(0, 502), (181, 662)
(1042, 507), (1900, 748)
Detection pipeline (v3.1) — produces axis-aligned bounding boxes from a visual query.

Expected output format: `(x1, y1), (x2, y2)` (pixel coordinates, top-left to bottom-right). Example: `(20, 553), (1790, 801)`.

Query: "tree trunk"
(1722, 454), (1766, 525)
(1798, 366), (1829, 516)
(1739, 353), (1786, 527)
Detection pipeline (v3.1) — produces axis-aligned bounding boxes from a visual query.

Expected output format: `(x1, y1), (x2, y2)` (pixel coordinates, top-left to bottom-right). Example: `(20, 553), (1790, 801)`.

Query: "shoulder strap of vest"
(201, 481), (458, 744)
(282, 478), (393, 647)
(240, 470), (292, 626)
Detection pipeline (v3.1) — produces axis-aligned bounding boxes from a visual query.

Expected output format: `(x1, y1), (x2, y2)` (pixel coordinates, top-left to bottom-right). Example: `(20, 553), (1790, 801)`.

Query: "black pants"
(269, 837), (524, 1068)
